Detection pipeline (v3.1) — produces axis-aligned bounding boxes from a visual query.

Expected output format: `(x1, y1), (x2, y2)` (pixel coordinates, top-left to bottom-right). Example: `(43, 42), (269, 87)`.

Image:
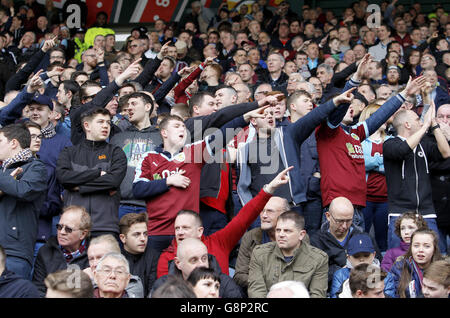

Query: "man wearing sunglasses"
(32, 205), (92, 297)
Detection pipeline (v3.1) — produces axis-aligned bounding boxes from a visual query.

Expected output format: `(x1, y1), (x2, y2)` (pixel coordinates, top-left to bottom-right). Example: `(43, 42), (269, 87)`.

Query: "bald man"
(310, 197), (381, 289)
(384, 105), (450, 251)
(151, 238), (244, 298)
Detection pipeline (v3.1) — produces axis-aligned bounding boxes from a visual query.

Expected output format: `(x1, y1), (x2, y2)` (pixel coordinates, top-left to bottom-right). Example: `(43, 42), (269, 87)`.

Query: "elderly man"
(83, 234), (144, 297)
(93, 252), (132, 298)
(233, 196), (291, 289)
(32, 205), (91, 297)
(151, 238), (244, 298)
(248, 211), (329, 298)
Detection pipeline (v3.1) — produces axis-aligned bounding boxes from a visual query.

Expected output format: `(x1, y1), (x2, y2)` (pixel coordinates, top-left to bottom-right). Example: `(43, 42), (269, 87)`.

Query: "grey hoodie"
(110, 124), (162, 207)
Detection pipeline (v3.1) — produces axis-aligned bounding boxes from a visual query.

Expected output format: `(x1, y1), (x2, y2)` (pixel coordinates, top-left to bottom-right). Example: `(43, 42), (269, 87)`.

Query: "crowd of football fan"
(0, 0), (449, 299)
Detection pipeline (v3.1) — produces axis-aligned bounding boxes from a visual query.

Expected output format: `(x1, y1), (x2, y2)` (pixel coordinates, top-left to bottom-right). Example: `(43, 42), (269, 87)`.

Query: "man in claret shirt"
(315, 53), (427, 231)
(132, 107), (268, 253)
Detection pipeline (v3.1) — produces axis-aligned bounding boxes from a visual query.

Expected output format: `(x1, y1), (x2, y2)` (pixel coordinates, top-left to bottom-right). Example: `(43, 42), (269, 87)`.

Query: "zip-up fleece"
(56, 139), (127, 233)
(383, 136), (444, 215)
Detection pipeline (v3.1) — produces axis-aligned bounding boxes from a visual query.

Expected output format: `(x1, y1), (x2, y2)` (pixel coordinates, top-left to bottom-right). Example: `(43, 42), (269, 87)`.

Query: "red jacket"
(157, 188), (272, 277)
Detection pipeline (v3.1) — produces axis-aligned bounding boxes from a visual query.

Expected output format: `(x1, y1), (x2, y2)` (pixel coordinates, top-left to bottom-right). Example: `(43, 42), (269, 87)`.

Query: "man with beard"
(385, 66), (402, 93)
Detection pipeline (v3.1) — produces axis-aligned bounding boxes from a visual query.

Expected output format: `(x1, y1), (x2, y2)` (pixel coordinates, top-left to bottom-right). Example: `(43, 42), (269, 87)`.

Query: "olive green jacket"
(248, 241), (328, 298)
(234, 229), (310, 290)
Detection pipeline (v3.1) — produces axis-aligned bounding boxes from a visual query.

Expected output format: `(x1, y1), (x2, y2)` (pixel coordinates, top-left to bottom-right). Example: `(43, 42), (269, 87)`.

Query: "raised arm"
(327, 54), (372, 127)
(365, 76), (427, 137)
(0, 70), (44, 126)
(5, 36), (56, 93)
(289, 87), (356, 143)
(134, 41), (171, 88)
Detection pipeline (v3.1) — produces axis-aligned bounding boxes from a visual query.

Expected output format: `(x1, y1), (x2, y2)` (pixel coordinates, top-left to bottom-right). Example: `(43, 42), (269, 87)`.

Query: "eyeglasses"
(30, 134), (43, 140)
(56, 223), (80, 234)
(129, 44), (139, 48)
(329, 213), (353, 225)
(97, 266), (129, 277)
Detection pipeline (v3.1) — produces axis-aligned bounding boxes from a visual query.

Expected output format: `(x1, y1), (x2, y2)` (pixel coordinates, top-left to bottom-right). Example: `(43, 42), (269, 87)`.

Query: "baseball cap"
(346, 234), (375, 256)
(30, 94), (53, 110)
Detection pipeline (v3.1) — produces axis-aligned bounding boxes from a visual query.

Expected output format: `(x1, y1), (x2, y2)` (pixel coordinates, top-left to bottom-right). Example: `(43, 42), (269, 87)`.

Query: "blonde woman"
(359, 104), (390, 253)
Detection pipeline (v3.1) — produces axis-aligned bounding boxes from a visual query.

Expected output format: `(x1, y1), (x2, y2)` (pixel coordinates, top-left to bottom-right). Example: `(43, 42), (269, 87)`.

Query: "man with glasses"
(32, 205), (91, 297)
(48, 48), (66, 66)
(310, 196), (381, 291)
(93, 252), (132, 298)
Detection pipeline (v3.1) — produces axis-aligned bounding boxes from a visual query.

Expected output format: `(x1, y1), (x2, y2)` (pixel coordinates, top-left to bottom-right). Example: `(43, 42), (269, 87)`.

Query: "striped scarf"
(41, 122), (56, 139)
(2, 148), (33, 171)
(60, 239), (87, 263)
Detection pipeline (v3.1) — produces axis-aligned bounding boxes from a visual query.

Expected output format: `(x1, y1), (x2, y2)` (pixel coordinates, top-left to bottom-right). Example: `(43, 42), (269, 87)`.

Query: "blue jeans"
(118, 204), (147, 221)
(296, 198), (323, 236)
(6, 256), (32, 280)
(148, 235), (175, 254)
(388, 214), (446, 253)
(362, 201), (388, 252)
(199, 202), (228, 236)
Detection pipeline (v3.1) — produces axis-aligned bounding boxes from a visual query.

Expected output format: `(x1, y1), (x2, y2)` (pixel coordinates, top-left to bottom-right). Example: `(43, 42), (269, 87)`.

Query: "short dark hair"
(127, 92), (154, 115)
(71, 70), (88, 82)
(80, 107), (111, 127)
(60, 80), (80, 96)
(49, 47), (66, 58)
(277, 211), (305, 231)
(119, 213), (148, 235)
(188, 91), (214, 116)
(176, 210), (203, 227)
(186, 267), (220, 287)
(0, 123), (31, 149)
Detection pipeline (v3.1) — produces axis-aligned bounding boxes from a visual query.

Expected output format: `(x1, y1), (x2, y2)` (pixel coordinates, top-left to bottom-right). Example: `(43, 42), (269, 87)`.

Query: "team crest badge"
(174, 152), (186, 162)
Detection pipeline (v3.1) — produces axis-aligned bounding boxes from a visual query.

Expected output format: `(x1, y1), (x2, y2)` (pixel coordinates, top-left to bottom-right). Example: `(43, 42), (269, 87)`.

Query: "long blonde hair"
(359, 104), (387, 140)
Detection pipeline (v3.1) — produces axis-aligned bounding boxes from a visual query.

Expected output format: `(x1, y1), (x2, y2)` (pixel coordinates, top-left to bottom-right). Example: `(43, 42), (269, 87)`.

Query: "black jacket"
(422, 134), (450, 228)
(0, 270), (40, 298)
(383, 136), (445, 215)
(151, 254), (244, 298)
(69, 80), (122, 145)
(310, 223), (382, 288)
(121, 246), (160, 296)
(56, 139), (127, 233)
(32, 236), (90, 297)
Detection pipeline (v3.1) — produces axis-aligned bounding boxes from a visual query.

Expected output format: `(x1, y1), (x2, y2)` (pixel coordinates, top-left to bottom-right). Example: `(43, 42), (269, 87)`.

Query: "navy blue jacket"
(0, 158), (47, 266)
(0, 270), (40, 298)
